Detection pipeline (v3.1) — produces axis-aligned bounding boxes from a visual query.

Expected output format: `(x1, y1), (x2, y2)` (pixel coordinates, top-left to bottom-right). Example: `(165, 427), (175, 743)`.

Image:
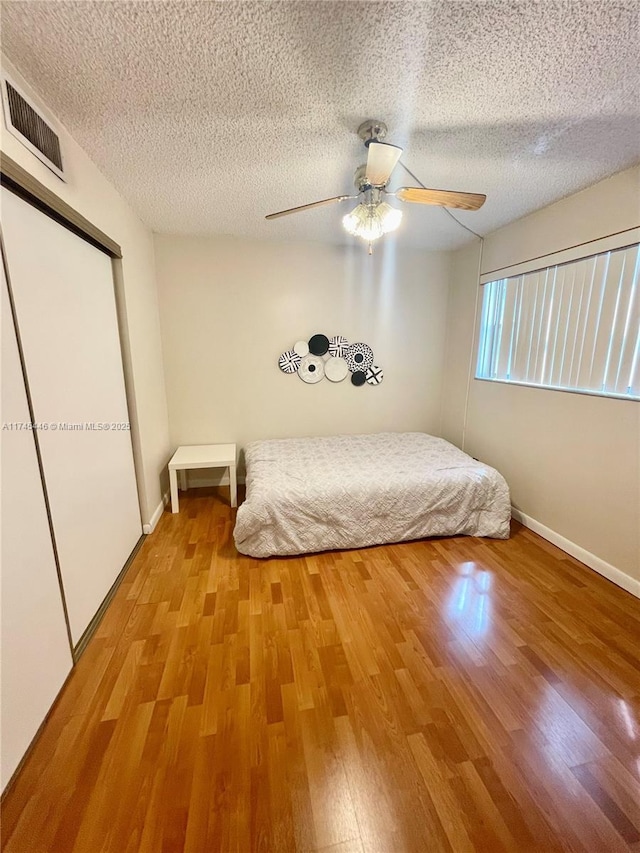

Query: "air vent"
(2, 75), (64, 180)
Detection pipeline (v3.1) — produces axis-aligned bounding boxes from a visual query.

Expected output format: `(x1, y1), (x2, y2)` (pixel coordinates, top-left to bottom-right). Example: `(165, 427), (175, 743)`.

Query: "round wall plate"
(325, 357), (349, 382)
(346, 342), (374, 372)
(298, 354), (325, 383)
(293, 340), (309, 357)
(366, 364), (384, 385)
(329, 335), (349, 357)
(351, 371), (366, 386)
(308, 334), (330, 356)
(278, 350), (301, 374)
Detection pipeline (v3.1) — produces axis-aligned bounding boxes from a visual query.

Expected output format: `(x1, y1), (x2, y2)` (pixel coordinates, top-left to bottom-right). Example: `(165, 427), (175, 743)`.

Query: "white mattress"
(233, 432), (511, 558)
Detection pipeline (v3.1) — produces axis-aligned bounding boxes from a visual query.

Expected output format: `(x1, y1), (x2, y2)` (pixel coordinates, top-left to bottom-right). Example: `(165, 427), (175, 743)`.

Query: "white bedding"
(233, 432), (511, 558)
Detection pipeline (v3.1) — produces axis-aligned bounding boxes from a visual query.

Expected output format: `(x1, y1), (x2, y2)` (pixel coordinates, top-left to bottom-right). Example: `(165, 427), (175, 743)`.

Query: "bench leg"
(179, 469), (188, 491)
(229, 464), (237, 508)
(170, 469), (179, 514)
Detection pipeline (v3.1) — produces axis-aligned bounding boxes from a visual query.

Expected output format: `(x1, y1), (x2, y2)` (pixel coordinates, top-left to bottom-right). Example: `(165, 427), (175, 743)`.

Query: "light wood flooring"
(2, 487), (640, 852)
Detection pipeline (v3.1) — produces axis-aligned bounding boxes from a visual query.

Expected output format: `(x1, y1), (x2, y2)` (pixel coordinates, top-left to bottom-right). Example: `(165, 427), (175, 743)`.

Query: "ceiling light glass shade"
(377, 202), (403, 233)
(342, 201), (403, 241)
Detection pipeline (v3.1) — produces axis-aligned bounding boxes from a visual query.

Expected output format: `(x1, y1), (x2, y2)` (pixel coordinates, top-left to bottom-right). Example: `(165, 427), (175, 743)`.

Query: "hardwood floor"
(2, 488), (640, 852)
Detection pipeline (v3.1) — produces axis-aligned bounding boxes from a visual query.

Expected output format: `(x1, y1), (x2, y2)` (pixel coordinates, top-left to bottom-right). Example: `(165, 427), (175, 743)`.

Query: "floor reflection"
(618, 698), (638, 741)
(446, 562), (493, 638)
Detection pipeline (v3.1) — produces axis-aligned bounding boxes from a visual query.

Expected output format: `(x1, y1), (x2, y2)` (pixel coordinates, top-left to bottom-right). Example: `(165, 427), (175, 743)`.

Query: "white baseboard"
(143, 490), (169, 535)
(511, 507), (640, 600)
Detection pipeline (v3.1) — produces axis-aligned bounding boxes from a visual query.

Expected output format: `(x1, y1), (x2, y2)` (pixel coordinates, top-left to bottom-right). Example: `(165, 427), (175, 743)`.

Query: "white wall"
(0, 56), (171, 525)
(441, 165), (640, 587)
(440, 240), (482, 449)
(154, 234), (450, 479)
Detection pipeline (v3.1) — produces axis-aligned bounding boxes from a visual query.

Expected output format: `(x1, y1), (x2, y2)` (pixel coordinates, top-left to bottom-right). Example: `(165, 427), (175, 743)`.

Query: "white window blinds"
(476, 243), (640, 400)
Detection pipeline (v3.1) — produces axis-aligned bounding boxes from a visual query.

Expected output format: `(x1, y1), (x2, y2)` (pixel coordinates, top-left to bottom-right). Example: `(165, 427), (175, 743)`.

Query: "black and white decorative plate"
(351, 371), (366, 386)
(278, 349), (301, 374)
(298, 354), (325, 383)
(293, 340), (309, 357)
(325, 356), (349, 382)
(328, 335), (349, 358)
(308, 334), (330, 356)
(366, 365), (384, 385)
(345, 342), (374, 372)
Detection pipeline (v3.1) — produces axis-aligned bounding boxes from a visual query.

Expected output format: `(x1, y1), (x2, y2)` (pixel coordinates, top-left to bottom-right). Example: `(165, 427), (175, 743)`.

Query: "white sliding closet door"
(1, 261), (73, 790)
(2, 188), (142, 645)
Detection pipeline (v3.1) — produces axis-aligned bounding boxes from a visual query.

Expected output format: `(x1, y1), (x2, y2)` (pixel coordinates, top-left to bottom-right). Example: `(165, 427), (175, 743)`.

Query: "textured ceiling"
(1, 1), (639, 250)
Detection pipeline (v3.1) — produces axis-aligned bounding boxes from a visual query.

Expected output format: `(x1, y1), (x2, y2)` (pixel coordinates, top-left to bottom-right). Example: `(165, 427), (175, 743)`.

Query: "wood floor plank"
(2, 488), (639, 852)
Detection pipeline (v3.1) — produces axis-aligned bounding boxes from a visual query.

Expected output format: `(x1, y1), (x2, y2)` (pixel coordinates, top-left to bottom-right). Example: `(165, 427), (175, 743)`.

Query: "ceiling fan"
(265, 119), (486, 251)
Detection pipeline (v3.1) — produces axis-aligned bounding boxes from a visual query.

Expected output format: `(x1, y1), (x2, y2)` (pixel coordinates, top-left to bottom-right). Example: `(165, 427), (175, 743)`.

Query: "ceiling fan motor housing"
(353, 164), (370, 192)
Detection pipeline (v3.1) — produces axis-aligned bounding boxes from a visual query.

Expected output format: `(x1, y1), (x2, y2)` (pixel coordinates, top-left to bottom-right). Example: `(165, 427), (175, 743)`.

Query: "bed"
(233, 432), (511, 558)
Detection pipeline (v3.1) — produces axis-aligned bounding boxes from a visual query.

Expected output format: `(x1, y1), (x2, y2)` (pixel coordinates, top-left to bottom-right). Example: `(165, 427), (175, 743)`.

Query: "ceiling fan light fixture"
(376, 202), (403, 234)
(342, 203), (379, 240)
(342, 200), (402, 242)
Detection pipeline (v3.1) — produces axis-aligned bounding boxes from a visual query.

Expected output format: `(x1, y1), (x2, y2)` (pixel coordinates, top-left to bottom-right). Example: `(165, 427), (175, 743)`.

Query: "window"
(476, 243), (640, 400)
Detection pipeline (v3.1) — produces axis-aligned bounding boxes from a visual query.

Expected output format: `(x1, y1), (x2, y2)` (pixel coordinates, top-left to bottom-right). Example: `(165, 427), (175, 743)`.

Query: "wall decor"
(293, 340), (309, 357)
(278, 333), (383, 388)
(329, 335), (349, 357)
(366, 365), (384, 385)
(278, 349), (301, 374)
(345, 342), (374, 372)
(308, 333), (330, 356)
(298, 354), (325, 383)
(325, 356), (349, 382)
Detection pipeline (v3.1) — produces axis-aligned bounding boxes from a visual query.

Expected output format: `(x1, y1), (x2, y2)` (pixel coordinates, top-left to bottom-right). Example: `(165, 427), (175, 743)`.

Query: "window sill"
(474, 376), (639, 402)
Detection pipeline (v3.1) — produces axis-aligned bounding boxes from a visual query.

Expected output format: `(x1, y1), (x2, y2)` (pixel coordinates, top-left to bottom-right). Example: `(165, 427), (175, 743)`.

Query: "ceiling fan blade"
(265, 196), (354, 220)
(396, 186), (486, 211)
(365, 142), (403, 186)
